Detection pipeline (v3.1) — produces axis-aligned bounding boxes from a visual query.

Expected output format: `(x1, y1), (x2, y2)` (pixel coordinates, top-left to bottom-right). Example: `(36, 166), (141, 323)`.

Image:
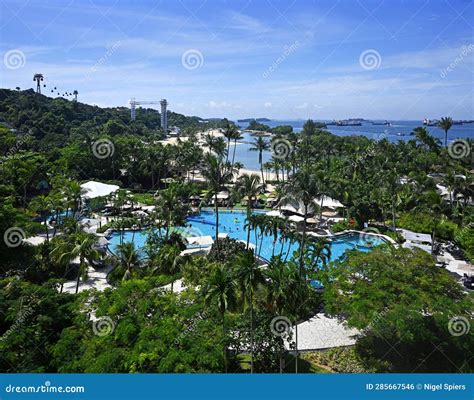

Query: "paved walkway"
(285, 313), (360, 351)
(62, 265), (113, 294)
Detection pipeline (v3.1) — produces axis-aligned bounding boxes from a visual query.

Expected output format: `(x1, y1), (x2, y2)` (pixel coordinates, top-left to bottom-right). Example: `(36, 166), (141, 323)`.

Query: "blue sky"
(0, 0), (473, 120)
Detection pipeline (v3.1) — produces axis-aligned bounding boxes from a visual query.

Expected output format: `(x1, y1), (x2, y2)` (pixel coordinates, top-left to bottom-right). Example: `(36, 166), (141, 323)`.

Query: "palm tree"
(264, 256), (293, 373)
(304, 238), (331, 275)
(283, 168), (322, 272)
(454, 174), (473, 224)
(29, 195), (52, 241)
(154, 244), (188, 292)
(438, 117), (453, 148)
(234, 174), (264, 249)
(201, 155), (235, 256)
(116, 241), (141, 281)
(412, 126), (441, 153)
(203, 264), (236, 372)
(233, 251), (264, 373)
(154, 185), (180, 240)
(52, 232), (100, 293)
(284, 262), (309, 373)
(250, 137), (270, 183)
(204, 133), (227, 160)
(231, 129), (244, 169)
(223, 122), (237, 164)
(63, 181), (86, 218)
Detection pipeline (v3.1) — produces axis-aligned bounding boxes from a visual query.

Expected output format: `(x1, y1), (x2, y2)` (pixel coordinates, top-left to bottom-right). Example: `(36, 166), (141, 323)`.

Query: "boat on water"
(372, 120), (391, 126)
(423, 118), (440, 126)
(336, 119), (362, 126)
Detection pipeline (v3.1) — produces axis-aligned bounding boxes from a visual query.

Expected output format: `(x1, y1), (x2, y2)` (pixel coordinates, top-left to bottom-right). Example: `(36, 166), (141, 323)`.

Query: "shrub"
(303, 347), (373, 373)
(398, 212), (458, 241)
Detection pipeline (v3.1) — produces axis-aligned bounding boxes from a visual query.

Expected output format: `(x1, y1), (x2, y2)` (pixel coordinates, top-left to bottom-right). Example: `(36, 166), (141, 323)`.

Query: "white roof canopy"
(288, 215), (305, 223)
(401, 230), (433, 244)
(187, 235), (214, 246)
(314, 196), (344, 209)
(266, 210), (284, 217)
(81, 181), (119, 200)
(216, 191), (230, 199)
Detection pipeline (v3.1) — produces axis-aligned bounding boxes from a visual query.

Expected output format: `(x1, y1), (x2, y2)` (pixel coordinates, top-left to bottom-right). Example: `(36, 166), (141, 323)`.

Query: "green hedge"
(397, 212), (458, 241)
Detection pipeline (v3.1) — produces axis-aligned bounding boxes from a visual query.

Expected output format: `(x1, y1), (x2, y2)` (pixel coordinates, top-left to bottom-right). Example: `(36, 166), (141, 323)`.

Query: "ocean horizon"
(233, 119), (473, 170)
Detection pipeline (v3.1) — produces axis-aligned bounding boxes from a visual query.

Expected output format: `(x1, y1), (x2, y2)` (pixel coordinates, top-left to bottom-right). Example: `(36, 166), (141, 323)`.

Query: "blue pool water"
(107, 209), (386, 263)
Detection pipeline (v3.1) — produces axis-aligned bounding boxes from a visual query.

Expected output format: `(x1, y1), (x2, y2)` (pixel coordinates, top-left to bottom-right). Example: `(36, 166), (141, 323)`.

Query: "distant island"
(237, 118), (271, 122)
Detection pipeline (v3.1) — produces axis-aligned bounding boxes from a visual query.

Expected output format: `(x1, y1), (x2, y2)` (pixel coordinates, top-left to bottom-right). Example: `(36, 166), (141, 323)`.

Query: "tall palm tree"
(304, 238), (331, 275)
(250, 137), (270, 183)
(154, 184), (180, 240)
(52, 232), (100, 293)
(283, 168), (322, 272)
(201, 155), (235, 255)
(63, 181), (86, 218)
(234, 174), (264, 249)
(116, 241), (141, 281)
(285, 261), (309, 374)
(264, 256), (293, 373)
(231, 129), (244, 169)
(204, 133), (227, 160)
(154, 244), (188, 292)
(233, 251), (264, 373)
(454, 174), (473, 224)
(223, 122), (237, 164)
(438, 117), (453, 148)
(203, 263), (236, 373)
(29, 195), (52, 241)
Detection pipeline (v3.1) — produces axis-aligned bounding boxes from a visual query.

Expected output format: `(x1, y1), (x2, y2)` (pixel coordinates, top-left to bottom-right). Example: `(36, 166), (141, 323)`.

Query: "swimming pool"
(107, 209), (387, 263)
